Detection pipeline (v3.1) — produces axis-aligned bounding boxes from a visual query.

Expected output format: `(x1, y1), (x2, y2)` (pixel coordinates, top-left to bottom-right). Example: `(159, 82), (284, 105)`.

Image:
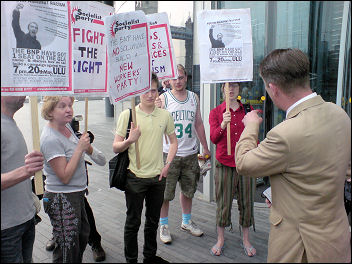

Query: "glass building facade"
(110, 1), (351, 201)
(214, 1), (351, 139)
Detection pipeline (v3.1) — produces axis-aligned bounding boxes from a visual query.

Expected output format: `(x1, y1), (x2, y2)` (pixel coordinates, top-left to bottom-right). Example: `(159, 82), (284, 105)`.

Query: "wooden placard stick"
(30, 96), (44, 195)
(130, 97), (141, 169)
(225, 82), (231, 155)
(84, 98), (88, 133)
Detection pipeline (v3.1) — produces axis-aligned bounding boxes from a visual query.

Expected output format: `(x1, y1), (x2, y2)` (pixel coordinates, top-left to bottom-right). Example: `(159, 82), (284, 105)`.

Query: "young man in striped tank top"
(156, 64), (211, 244)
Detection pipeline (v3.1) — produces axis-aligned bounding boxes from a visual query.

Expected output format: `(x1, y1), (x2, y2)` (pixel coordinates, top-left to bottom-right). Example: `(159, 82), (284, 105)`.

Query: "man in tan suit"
(235, 48), (351, 262)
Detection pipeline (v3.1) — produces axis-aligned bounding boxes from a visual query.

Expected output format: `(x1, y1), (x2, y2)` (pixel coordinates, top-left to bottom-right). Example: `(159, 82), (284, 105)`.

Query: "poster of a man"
(12, 3), (41, 49)
(209, 25), (225, 48)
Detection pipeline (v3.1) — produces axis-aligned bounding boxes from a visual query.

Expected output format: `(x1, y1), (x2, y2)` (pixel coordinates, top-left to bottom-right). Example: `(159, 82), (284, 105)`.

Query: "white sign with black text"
(1, 1), (73, 95)
(197, 8), (253, 83)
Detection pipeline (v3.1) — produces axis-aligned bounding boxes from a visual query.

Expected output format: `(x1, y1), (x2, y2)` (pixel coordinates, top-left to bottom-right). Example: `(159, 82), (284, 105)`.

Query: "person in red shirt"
(209, 82), (256, 257)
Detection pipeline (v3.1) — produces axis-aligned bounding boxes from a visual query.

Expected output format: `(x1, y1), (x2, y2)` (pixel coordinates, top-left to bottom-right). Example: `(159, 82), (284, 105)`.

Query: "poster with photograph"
(1, 1), (73, 95)
(71, 1), (114, 97)
(147, 12), (176, 80)
(197, 8), (253, 83)
(104, 10), (151, 103)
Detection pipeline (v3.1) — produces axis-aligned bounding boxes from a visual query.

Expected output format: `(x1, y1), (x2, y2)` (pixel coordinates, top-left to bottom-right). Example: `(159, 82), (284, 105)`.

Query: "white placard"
(104, 10), (151, 103)
(71, 1), (114, 97)
(1, 1), (73, 95)
(197, 8), (253, 83)
(147, 12), (177, 80)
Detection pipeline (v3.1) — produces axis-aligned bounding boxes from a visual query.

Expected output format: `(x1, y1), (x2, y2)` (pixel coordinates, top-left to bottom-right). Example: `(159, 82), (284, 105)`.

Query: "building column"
(336, 1), (351, 107)
(193, 1), (216, 202)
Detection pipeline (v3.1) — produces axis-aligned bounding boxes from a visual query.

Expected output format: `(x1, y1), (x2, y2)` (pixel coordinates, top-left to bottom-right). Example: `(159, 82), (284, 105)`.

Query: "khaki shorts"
(163, 153), (200, 201)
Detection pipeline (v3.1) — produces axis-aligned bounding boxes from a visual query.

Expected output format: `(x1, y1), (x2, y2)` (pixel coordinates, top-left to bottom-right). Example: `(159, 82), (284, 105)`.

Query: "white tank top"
(163, 90), (198, 156)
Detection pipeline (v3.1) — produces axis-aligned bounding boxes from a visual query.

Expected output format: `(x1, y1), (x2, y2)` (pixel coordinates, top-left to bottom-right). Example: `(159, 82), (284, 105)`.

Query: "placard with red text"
(104, 11), (151, 103)
(147, 12), (176, 80)
(71, 1), (114, 97)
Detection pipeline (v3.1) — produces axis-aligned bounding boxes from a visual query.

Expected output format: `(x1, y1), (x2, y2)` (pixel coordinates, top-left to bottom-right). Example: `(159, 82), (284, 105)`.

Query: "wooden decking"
(33, 171), (270, 263)
(29, 99), (270, 263)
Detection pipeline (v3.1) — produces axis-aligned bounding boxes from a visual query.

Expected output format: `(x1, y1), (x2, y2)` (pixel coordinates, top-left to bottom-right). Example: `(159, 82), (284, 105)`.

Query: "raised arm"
(209, 25), (216, 45)
(155, 93), (166, 109)
(48, 133), (91, 185)
(113, 121), (141, 154)
(12, 4), (25, 41)
(87, 146), (106, 166)
(1, 150), (43, 190)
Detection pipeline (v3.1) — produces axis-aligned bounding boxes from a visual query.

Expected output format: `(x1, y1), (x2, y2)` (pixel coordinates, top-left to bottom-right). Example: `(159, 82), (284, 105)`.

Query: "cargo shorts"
(163, 153), (200, 201)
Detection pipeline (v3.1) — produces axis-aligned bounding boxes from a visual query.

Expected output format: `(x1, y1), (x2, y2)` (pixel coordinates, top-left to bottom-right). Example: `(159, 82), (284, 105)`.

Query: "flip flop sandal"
(210, 245), (224, 256)
(241, 242), (256, 257)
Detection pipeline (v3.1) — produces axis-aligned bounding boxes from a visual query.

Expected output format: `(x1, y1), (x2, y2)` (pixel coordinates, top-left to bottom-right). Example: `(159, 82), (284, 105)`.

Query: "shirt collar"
(136, 104), (158, 116)
(286, 92), (317, 118)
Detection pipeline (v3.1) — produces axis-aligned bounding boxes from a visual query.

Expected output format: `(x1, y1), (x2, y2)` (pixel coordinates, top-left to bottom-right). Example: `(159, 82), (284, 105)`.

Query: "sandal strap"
(210, 245), (224, 256)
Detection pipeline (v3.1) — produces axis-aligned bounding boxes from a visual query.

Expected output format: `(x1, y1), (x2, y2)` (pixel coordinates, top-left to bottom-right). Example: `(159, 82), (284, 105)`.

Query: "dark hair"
(259, 48), (310, 94)
(28, 22), (38, 30)
(151, 72), (158, 85)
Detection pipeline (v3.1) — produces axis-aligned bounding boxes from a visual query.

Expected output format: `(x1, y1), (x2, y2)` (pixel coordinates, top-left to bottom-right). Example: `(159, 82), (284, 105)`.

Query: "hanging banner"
(197, 8), (253, 83)
(1, 1), (73, 95)
(104, 10), (151, 103)
(71, 1), (114, 97)
(147, 12), (176, 80)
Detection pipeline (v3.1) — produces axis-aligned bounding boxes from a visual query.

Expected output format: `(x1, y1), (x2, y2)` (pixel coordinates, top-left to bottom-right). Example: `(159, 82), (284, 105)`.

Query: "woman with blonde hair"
(40, 96), (103, 263)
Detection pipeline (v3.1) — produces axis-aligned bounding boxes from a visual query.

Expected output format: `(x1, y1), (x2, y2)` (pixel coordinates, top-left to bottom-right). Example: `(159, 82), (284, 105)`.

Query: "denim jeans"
(1, 217), (35, 263)
(124, 170), (166, 263)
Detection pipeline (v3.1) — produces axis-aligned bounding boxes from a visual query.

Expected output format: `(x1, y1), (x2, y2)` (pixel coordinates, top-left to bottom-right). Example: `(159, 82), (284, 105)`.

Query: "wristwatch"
(165, 161), (171, 165)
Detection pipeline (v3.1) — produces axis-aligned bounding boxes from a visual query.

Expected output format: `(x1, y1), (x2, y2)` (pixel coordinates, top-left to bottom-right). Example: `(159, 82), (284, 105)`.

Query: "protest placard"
(104, 10), (152, 169)
(147, 12), (177, 80)
(197, 8), (253, 83)
(104, 10), (151, 103)
(197, 9), (253, 155)
(71, 1), (114, 97)
(1, 1), (72, 95)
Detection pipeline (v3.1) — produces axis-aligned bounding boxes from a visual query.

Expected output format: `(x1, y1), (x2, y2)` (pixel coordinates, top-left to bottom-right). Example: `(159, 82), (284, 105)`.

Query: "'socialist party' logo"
(71, 7), (103, 25)
(109, 19), (140, 37)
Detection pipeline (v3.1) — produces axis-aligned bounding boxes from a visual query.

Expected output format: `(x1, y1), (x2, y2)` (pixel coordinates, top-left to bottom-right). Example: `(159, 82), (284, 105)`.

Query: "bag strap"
(125, 109), (132, 139)
(243, 103), (252, 114)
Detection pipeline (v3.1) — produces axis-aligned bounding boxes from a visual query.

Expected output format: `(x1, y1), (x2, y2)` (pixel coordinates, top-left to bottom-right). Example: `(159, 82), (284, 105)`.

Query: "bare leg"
(242, 227), (256, 256)
(211, 226), (225, 255)
(180, 192), (192, 214)
(160, 200), (169, 218)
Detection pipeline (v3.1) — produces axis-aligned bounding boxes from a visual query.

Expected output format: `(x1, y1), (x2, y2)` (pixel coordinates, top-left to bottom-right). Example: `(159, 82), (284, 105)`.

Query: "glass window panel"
(271, 2), (310, 126)
(276, 1), (310, 51)
(309, 1), (344, 104)
(341, 5), (351, 117)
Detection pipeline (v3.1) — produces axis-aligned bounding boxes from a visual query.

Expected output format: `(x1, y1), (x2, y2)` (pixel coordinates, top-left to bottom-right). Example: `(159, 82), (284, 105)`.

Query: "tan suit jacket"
(235, 95), (351, 262)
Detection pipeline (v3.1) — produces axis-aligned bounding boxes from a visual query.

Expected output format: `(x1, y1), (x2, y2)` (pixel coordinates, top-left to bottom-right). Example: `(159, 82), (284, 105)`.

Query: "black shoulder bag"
(108, 109), (132, 191)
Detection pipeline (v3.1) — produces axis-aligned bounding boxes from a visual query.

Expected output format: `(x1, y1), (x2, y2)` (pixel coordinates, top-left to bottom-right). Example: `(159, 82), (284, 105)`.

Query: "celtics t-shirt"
(163, 90), (198, 157)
